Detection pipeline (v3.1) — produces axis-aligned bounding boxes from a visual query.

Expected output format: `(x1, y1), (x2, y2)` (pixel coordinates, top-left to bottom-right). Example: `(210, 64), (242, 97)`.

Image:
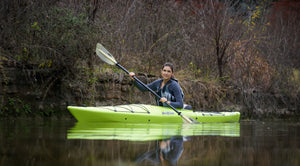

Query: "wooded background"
(0, 0), (299, 118)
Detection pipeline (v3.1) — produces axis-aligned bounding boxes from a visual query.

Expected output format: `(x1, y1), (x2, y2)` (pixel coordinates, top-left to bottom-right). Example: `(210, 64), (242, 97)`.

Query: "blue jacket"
(133, 78), (184, 109)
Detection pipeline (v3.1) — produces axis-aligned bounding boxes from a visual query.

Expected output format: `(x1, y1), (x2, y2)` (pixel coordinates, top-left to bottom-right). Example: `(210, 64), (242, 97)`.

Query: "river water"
(0, 118), (299, 166)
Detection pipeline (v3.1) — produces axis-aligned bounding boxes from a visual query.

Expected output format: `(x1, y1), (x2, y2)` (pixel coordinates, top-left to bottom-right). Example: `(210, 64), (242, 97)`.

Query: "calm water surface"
(0, 118), (299, 166)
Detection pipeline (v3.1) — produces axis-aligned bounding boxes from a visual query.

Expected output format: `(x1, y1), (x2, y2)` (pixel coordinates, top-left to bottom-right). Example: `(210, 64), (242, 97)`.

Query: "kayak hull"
(68, 104), (240, 123)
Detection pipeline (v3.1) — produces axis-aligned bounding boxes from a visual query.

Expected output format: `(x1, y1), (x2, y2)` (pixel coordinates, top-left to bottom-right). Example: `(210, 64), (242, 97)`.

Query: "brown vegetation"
(0, 0), (299, 118)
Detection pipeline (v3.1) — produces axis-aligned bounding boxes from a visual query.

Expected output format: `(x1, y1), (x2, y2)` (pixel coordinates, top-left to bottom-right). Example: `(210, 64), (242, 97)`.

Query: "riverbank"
(0, 61), (298, 119)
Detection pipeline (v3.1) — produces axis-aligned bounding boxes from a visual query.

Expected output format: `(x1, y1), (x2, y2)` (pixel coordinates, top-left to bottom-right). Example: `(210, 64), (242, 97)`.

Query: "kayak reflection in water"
(136, 136), (184, 166)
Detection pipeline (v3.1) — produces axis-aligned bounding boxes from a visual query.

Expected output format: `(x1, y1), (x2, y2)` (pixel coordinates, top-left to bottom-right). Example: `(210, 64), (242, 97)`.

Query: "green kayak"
(67, 104), (240, 123)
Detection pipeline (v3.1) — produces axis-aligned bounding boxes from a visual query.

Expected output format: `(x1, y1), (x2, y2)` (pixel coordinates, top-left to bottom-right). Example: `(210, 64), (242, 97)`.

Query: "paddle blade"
(96, 43), (117, 65)
(181, 115), (199, 124)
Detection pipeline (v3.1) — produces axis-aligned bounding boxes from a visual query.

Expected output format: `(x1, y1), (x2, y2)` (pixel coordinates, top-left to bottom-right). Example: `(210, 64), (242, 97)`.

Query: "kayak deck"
(67, 104), (240, 123)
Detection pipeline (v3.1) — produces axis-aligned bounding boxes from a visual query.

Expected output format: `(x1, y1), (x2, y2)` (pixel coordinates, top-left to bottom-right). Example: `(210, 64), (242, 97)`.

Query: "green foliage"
(102, 64), (123, 73)
(31, 6), (91, 59)
(15, 5), (95, 70)
(41, 109), (54, 117)
(22, 104), (32, 114)
(187, 62), (217, 82)
(31, 22), (41, 30)
(188, 62), (201, 79)
(43, 7), (88, 42)
(38, 60), (52, 68)
(2, 97), (32, 116)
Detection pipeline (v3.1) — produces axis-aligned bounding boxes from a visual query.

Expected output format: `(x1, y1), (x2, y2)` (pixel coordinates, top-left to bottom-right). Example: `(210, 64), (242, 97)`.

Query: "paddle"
(95, 43), (198, 124)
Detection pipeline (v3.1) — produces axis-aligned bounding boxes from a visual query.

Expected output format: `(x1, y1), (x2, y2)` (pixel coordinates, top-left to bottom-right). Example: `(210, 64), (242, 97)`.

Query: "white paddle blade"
(181, 115), (199, 124)
(96, 43), (117, 65)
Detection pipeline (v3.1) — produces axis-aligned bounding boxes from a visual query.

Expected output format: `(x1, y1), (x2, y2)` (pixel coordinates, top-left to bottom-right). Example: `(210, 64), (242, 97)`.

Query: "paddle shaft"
(116, 63), (182, 116)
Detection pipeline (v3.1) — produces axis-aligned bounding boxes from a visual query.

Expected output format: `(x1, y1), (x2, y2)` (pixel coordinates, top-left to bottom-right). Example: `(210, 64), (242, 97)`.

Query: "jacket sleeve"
(169, 82), (184, 109)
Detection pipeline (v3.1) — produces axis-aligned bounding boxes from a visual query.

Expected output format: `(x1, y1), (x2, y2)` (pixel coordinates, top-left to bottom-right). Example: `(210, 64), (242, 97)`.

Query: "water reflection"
(68, 122), (240, 165)
(136, 136), (184, 166)
(67, 122), (240, 141)
(1, 119), (298, 166)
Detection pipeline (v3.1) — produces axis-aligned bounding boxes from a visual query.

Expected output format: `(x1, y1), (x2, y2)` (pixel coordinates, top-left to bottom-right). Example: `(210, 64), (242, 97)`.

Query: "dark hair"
(162, 62), (175, 79)
(162, 62), (174, 73)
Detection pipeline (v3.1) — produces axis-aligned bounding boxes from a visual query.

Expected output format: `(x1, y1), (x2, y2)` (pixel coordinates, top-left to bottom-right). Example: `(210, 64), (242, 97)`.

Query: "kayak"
(67, 104), (240, 123)
(67, 122), (240, 141)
